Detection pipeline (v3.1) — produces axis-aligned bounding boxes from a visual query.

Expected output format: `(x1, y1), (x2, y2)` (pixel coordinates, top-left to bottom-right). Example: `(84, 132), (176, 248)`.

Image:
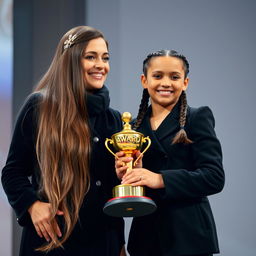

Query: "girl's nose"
(160, 78), (171, 87)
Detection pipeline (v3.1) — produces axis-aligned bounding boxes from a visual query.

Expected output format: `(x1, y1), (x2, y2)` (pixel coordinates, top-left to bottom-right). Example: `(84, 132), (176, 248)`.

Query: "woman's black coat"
(128, 102), (225, 256)
(1, 87), (124, 256)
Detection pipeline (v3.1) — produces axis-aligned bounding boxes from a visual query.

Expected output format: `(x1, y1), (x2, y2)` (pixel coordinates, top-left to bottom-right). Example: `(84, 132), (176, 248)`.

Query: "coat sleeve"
(105, 108), (123, 186)
(1, 94), (40, 226)
(160, 106), (225, 200)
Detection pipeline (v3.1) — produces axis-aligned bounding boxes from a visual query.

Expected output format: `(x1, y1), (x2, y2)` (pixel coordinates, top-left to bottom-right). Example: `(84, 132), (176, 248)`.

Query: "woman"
(2, 26), (125, 256)
(116, 50), (224, 256)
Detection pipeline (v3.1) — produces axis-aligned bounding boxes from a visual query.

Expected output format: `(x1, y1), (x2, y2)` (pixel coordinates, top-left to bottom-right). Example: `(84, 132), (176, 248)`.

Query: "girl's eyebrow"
(151, 70), (163, 73)
(151, 70), (181, 74)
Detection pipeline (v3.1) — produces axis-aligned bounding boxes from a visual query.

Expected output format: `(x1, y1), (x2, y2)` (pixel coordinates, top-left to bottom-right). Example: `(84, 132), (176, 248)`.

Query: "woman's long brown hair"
(34, 26), (108, 251)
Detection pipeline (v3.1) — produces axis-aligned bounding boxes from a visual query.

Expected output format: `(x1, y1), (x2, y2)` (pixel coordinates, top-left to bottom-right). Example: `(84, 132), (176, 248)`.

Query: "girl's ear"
(182, 77), (189, 91)
(141, 74), (147, 89)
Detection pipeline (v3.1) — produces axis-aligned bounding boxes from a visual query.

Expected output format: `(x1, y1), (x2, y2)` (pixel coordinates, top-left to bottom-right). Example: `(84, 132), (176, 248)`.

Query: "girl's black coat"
(1, 87), (124, 256)
(128, 103), (225, 256)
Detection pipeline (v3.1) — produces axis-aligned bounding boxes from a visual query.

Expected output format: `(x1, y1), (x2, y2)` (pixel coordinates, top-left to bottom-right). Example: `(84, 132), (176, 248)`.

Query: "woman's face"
(141, 56), (189, 111)
(81, 37), (110, 91)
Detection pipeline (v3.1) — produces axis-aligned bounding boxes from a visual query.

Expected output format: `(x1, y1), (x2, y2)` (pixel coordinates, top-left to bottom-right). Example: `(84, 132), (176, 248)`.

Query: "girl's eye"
(171, 75), (180, 80)
(153, 74), (162, 79)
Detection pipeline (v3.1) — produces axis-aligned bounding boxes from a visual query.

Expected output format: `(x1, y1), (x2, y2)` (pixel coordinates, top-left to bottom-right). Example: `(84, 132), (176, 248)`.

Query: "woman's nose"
(94, 58), (104, 68)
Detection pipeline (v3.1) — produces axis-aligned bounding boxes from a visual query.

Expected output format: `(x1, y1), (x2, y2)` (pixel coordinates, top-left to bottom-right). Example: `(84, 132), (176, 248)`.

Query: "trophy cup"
(103, 112), (157, 217)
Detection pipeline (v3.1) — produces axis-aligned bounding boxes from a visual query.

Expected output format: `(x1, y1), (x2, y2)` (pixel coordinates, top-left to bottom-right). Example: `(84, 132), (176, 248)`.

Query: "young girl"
(116, 50), (224, 256)
(1, 26), (125, 256)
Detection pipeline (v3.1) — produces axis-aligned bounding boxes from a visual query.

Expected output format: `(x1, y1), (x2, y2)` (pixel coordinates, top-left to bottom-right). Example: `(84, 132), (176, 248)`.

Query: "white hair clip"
(63, 34), (77, 50)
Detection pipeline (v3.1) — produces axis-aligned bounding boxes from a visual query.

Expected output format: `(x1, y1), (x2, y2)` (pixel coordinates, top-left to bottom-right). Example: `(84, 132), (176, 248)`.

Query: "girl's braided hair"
(133, 50), (192, 144)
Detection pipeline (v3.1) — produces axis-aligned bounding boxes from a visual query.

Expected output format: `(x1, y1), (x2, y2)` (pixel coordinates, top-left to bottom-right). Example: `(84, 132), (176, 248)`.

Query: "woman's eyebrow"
(84, 51), (109, 55)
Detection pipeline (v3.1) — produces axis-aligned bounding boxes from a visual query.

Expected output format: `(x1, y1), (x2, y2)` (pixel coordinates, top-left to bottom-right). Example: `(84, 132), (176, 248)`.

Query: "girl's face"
(81, 37), (110, 91)
(141, 56), (189, 111)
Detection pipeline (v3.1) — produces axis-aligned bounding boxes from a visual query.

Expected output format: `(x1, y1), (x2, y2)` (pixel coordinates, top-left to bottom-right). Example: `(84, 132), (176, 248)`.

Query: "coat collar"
(86, 86), (110, 132)
(86, 85), (110, 117)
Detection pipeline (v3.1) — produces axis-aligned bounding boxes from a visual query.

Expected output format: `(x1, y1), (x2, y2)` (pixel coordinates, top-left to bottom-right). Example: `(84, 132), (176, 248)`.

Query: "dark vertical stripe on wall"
(13, 1), (86, 255)
(13, 0), (33, 118)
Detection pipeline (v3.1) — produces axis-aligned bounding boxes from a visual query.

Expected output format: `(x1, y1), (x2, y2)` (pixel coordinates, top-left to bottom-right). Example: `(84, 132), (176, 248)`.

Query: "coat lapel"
(143, 114), (167, 155)
(139, 102), (180, 155)
(154, 101), (180, 141)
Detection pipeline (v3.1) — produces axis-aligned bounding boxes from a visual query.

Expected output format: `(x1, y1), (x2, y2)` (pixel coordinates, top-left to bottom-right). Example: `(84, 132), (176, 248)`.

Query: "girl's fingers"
(115, 160), (126, 168)
(122, 174), (143, 185)
(117, 166), (129, 172)
(120, 157), (133, 164)
(115, 151), (126, 158)
(123, 169), (140, 180)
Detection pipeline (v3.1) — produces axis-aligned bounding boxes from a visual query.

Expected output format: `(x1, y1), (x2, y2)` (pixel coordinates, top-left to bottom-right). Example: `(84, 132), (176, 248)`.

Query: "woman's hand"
(115, 151), (143, 180)
(28, 201), (63, 242)
(121, 168), (165, 189)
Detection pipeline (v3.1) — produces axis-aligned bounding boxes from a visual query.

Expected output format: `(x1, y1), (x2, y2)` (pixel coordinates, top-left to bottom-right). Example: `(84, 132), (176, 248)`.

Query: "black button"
(93, 137), (99, 143)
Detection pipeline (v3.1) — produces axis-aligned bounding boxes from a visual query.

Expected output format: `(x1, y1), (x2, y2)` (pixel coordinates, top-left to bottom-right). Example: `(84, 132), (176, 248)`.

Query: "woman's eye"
(102, 56), (110, 62)
(84, 55), (95, 60)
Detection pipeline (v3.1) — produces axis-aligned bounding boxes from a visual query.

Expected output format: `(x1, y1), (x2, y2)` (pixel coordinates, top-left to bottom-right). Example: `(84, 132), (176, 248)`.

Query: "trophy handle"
(133, 136), (151, 167)
(105, 138), (118, 158)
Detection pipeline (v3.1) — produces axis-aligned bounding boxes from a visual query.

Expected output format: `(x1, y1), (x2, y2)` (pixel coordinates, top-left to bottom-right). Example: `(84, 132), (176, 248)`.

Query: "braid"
(172, 91), (193, 144)
(133, 89), (150, 130)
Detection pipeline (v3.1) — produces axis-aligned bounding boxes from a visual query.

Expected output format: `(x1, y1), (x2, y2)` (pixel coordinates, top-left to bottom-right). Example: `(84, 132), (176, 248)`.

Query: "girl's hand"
(115, 151), (133, 180)
(28, 201), (63, 242)
(121, 168), (165, 189)
(115, 151), (143, 180)
(132, 150), (143, 168)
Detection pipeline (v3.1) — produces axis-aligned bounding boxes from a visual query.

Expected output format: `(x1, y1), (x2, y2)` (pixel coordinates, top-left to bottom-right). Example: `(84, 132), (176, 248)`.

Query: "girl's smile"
(156, 89), (174, 96)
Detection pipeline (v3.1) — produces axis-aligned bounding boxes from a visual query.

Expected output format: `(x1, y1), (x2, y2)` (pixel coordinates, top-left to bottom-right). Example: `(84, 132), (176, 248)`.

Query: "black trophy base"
(103, 196), (157, 217)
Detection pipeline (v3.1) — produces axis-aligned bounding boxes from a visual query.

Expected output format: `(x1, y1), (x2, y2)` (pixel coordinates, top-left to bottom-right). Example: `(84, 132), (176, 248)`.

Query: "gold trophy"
(103, 112), (157, 217)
